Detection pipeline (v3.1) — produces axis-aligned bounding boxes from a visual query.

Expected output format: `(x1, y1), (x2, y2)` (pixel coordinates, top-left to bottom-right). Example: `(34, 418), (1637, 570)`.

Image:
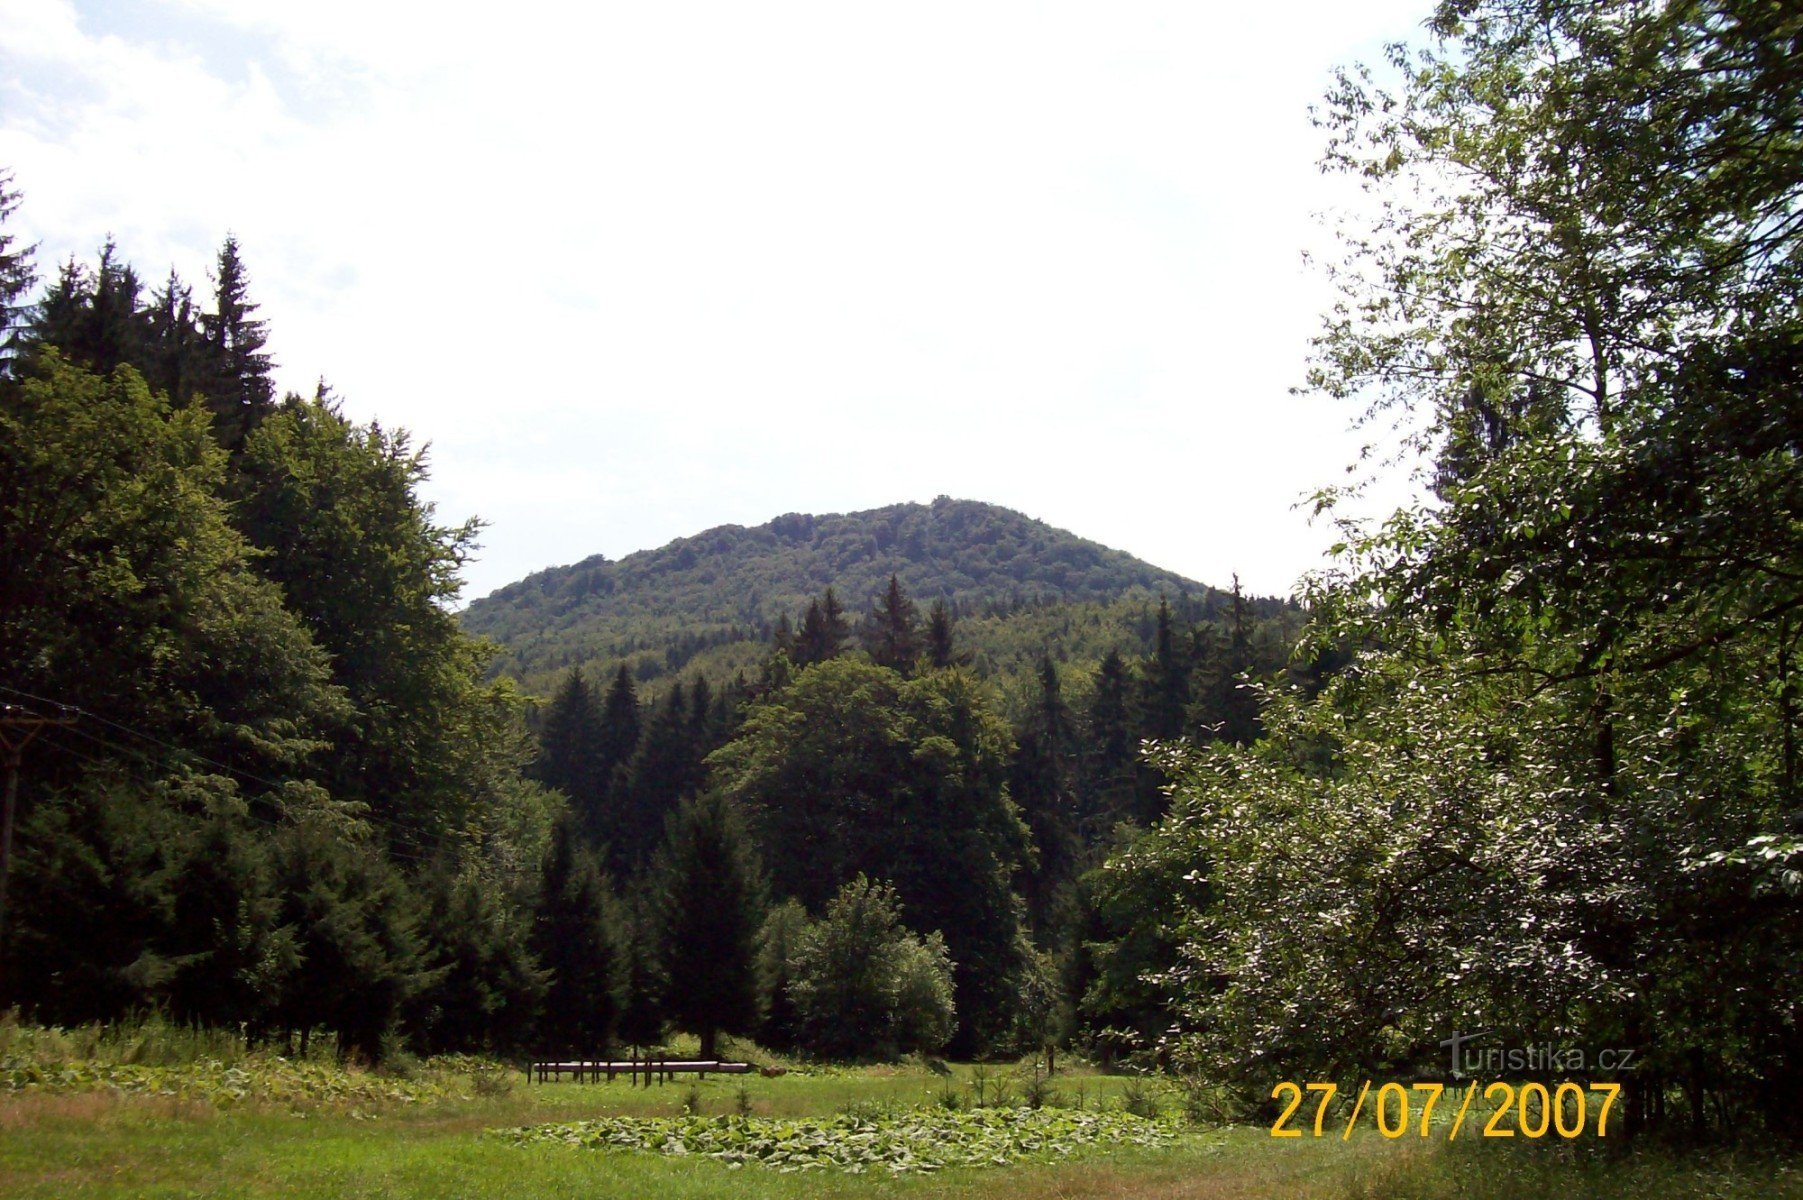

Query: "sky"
(1, 0), (1433, 604)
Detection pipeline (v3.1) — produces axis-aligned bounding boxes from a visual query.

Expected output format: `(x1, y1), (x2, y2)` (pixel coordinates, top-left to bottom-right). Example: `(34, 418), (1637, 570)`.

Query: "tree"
(649, 792), (765, 1060)
(232, 394), (506, 850)
(924, 598), (963, 669)
(272, 818), (434, 1063)
(1081, 648), (1134, 834)
(793, 588), (851, 666)
(787, 875), (956, 1060)
(863, 574), (921, 673)
(197, 235), (274, 450)
(618, 682), (702, 871)
(710, 658), (1032, 1054)
(596, 664), (641, 794)
(0, 353), (344, 784)
(531, 816), (618, 1056)
(410, 862), (546, 1056)
(1010, 655), (1080, 939)
(0, 168), (36, 373)
(755, 899), (808, 1051)
(1122, 0), (1803, 1138)
(532, 669), (605, 828)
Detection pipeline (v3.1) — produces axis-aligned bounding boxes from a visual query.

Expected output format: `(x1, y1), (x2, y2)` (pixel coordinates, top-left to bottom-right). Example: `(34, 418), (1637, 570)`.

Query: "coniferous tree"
(1138, 597), (1189, 741)
(756, 899), (808, 1051)
(29, 241), (149, 377)
(198, 234), (275, 450)
(164, 816), (296, 1036)
(1083, 648), (1135, 834)
(1011, 655), (1080, 939)
(924, 598), (964, 669)
(411, 863), (547, 1055)
(650, 792), (765, 1060)
(618, 682), (699, 872)
(0, 168), (35, 373)
(533, 668), (606, 832)
(144, 268), (204, 406)
(532, 816), (618, 1056)
(613, 895), (665, 1053)
(794, 599), (826, 665)
(596, 664), (642, 786)
(863, 574), (921, 673)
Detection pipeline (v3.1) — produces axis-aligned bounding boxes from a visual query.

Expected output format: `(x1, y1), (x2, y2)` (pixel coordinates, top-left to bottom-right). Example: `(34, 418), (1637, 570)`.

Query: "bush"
(787, 876), (957, 1060)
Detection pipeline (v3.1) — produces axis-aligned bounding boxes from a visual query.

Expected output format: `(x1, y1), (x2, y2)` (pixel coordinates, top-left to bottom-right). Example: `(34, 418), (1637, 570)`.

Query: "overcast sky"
(2, 0), (1431, 603)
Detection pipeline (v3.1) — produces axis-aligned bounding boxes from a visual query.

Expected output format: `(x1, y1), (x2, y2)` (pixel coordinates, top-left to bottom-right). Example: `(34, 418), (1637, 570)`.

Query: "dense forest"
(460, 497), (1277, 702)
(0, 180), (1315, 1066)
(1, 0), (1797, 1151)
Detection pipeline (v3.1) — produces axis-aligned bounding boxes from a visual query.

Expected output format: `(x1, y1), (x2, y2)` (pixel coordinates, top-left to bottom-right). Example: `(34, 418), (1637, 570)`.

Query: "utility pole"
(0, 704), (76, 999)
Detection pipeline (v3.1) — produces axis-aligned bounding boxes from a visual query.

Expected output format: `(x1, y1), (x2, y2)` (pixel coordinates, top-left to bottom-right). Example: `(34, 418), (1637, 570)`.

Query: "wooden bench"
(531, 1058), (754, 1085)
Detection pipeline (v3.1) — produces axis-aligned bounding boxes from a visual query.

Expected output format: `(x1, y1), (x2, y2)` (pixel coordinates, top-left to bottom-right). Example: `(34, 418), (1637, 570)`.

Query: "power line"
(30, 724), (431, 866)
(0, 684), (442, 860)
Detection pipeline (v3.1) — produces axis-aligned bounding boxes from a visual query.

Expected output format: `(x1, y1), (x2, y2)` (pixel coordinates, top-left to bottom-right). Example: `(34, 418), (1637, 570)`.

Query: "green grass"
(1, 1024), (1798, 1199)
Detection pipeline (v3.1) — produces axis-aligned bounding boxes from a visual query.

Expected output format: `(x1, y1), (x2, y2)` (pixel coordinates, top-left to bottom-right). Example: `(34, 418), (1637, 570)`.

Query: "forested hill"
(463, 497), (1228, 695)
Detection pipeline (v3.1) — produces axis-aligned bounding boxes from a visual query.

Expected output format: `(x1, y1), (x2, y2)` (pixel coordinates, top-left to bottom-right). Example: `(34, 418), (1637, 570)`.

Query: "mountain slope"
(463, 497), (1225, 695)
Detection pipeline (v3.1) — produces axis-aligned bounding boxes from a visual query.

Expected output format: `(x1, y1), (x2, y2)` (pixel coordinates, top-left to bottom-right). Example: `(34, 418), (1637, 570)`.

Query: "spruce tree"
(650, 792), (765, 1060)
(618, 682), (698, 871)
(1138, 596), (1190, 742)
(533, 668), (606, 834)
(0, 168), (36, 374)
(144, 268), (203, 406)
(532, 816), (618, 1056)
(863, 574), (921, 673)
(1082, 649), (1134, 833)
(924, 598), (964, 669)
(612, 895), (665, 1053)
(198, 234), (275, 450)
(793, 599), (832, 666)
(596, 664), (642, 783)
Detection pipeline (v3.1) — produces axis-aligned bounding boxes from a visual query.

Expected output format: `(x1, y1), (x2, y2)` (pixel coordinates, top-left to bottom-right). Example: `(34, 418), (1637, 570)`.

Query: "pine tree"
(650, 793), (765, 1061)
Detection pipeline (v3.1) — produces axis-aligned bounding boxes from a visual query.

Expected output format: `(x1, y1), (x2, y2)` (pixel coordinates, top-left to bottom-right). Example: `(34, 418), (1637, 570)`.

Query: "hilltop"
(462, 497), (1253, 699)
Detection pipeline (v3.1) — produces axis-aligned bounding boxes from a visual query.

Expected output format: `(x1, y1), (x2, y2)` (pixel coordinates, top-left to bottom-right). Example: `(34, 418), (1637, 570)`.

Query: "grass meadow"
(1, 1020), (1798, 1199)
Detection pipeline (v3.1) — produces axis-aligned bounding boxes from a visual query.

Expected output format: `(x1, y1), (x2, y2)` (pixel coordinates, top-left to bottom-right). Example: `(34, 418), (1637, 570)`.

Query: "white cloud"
(2, 0), (1430, 602)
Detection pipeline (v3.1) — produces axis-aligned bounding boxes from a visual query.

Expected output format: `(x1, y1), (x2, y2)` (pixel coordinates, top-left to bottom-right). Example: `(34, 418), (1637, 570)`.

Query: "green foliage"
(756, 899), (810, 1051)
(711, 659), (1031, 1055)
(650, 792), (766, 1060)
(500, 1104), (1178, 1175)
(232, 394), (506, 851)
(1095, 0), (1803, 1141)
(463, 497), (1223, 694)
(531, 817), (617, 1055)
(786, 876), (957, 1061)
(0, 352), (345, 783)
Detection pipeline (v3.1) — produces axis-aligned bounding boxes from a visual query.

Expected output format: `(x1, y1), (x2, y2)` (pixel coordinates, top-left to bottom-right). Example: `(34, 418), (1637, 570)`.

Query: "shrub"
(786, 876), (957, 1060)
